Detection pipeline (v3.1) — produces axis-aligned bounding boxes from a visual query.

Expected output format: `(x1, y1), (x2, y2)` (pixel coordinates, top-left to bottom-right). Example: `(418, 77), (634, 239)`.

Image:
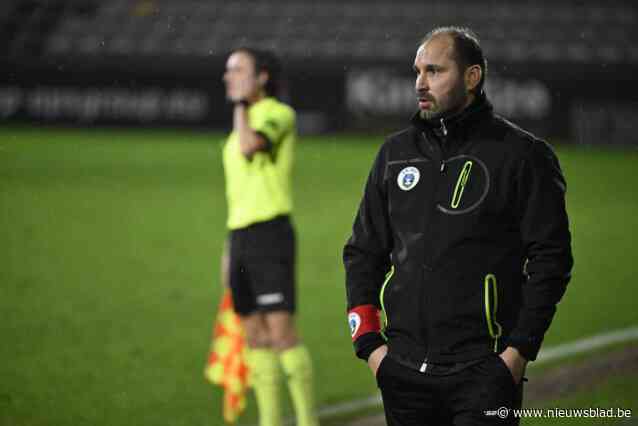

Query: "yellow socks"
(247, 345), (319, 426)
(247, 349), (281, 426)
(280, 345), (319, 426)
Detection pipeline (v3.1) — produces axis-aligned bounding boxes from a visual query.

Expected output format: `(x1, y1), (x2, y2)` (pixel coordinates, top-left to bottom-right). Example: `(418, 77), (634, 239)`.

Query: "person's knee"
(246, 332), (271, 349)
(269, 324), (298, 351)
(242, 314), (271, 349)
(271, 334), (298, 351)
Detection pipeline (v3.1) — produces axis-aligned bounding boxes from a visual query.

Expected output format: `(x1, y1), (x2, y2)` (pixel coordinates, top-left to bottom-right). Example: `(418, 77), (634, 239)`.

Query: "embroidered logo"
(348, 312), (361, 337)
(397, 166), (420, 191)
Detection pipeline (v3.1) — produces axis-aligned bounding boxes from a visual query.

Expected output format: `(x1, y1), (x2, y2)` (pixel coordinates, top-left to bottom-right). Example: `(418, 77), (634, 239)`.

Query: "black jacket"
(344, 94), (573, 369)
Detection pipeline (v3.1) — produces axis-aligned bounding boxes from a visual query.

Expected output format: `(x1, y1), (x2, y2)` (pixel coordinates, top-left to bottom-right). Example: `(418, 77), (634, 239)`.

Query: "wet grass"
(1, 126), (636, 425)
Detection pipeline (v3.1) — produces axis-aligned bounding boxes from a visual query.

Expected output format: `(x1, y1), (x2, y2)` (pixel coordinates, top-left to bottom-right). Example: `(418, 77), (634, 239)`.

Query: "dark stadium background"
(2, 1), (637, 426)
(2, 0), (637, 143)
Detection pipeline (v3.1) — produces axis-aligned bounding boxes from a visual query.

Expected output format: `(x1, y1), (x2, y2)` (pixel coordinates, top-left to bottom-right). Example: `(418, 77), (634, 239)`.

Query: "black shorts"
(228, 215), (296, 316)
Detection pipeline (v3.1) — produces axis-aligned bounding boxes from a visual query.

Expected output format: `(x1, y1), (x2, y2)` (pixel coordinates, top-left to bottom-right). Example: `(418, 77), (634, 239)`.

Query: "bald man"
(344, 26), (573, 425)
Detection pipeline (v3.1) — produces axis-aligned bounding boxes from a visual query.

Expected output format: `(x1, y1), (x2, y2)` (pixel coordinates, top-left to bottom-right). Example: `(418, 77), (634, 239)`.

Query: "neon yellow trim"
(484, 273), (503, 352)
(451, 160), (473, 208)
(379, 265), (395, 327)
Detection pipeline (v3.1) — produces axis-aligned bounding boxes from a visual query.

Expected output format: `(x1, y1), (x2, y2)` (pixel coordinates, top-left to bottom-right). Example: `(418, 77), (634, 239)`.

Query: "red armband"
(348, 305), (381, 341)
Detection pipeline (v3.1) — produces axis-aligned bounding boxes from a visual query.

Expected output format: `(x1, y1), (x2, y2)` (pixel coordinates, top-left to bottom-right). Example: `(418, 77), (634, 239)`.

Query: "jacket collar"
(410, 92), (493, 138)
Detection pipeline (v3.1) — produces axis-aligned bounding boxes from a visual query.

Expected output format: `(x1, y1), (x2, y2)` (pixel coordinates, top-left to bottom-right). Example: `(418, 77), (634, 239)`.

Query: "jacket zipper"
(450, 160), (473, 208)
(440, 118), (448, 136)
(419, 131), (449, 373)
(484, 273), (503, 352)
(379, 265), (395, 329)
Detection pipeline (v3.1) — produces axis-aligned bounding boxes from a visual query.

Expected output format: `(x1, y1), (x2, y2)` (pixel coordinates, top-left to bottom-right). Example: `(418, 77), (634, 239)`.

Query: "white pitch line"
(317, 394), (383, 418)
(310, 325), (638, 420)
(533, 325), (638, 365)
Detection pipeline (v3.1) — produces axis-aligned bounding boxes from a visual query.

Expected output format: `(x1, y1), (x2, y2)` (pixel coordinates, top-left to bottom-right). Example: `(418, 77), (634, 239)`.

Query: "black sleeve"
(507, 140), (574, 361)
(343, 143), (393, 360)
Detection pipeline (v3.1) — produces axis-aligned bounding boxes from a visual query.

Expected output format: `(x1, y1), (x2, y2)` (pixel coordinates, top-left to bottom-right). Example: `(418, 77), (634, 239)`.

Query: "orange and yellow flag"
(205, 290), (249, 423)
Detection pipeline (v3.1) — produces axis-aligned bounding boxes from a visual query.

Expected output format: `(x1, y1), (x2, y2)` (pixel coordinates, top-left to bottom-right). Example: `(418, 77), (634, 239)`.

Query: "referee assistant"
(222, 47), (318, 426)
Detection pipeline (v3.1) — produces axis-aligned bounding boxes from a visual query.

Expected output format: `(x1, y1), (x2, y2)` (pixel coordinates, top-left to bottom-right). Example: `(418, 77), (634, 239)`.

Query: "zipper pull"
(440, 118), (448, 136)
(440, 161), (446, 172)
(420, 360), (428, 373)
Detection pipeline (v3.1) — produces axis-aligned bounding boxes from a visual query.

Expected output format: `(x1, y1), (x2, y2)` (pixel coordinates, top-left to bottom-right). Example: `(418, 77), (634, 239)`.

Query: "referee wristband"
(348, 304), (381, 341)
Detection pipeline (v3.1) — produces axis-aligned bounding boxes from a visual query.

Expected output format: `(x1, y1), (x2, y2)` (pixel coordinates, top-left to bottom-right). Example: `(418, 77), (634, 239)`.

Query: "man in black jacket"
(343, 26), (573, 425)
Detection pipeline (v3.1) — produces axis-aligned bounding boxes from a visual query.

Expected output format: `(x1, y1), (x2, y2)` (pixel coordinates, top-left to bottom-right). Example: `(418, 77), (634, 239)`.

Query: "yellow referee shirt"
(223, 97), (296, 230)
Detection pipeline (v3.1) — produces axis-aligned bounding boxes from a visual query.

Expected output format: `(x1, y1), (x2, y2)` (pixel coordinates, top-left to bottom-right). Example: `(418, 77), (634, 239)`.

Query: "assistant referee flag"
(205, 290), (249, 423)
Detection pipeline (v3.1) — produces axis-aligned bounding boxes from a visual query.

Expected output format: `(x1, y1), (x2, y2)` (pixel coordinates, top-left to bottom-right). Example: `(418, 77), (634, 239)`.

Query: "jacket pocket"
(492, 353), (519, 387)
(483, 273), (503, 352)
(375, 354), (389, 384)
(379, 265), (395, 330)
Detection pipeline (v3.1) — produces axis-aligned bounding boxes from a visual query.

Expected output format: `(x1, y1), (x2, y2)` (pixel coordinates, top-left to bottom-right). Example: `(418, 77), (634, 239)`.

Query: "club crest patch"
(348, 312), (361, 337)
(397, 166), (420, 191)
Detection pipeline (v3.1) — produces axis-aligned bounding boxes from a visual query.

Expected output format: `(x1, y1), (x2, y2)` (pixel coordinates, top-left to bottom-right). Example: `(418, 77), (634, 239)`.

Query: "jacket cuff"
(506, 333), (543, 361)
(354, 332), (386, 361)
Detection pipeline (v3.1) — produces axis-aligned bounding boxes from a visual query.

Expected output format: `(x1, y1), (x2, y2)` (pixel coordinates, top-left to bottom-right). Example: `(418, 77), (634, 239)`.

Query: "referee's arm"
(508, 140), (573, 361)
(233, 103), (269, 158)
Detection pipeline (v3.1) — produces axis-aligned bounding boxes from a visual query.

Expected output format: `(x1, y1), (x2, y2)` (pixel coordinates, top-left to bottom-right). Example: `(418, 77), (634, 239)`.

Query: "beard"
(419, 80), (468, 121)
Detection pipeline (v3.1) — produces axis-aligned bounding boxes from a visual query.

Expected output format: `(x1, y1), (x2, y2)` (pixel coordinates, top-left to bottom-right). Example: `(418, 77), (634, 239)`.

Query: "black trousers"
(377, 355), (524, 426)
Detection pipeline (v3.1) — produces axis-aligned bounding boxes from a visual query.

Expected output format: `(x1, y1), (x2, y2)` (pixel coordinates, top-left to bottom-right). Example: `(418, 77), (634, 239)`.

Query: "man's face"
(223, 51), (263, 102)
(414, 35), (469, 120)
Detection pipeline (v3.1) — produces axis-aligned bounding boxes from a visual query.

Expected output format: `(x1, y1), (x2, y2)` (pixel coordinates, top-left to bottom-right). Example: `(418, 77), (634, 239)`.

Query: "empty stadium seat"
(4, 0), (637, 65)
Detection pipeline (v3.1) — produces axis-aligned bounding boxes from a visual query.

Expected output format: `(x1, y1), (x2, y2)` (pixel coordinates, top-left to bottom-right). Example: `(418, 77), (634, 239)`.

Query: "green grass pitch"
(1, 126), (636, 425)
